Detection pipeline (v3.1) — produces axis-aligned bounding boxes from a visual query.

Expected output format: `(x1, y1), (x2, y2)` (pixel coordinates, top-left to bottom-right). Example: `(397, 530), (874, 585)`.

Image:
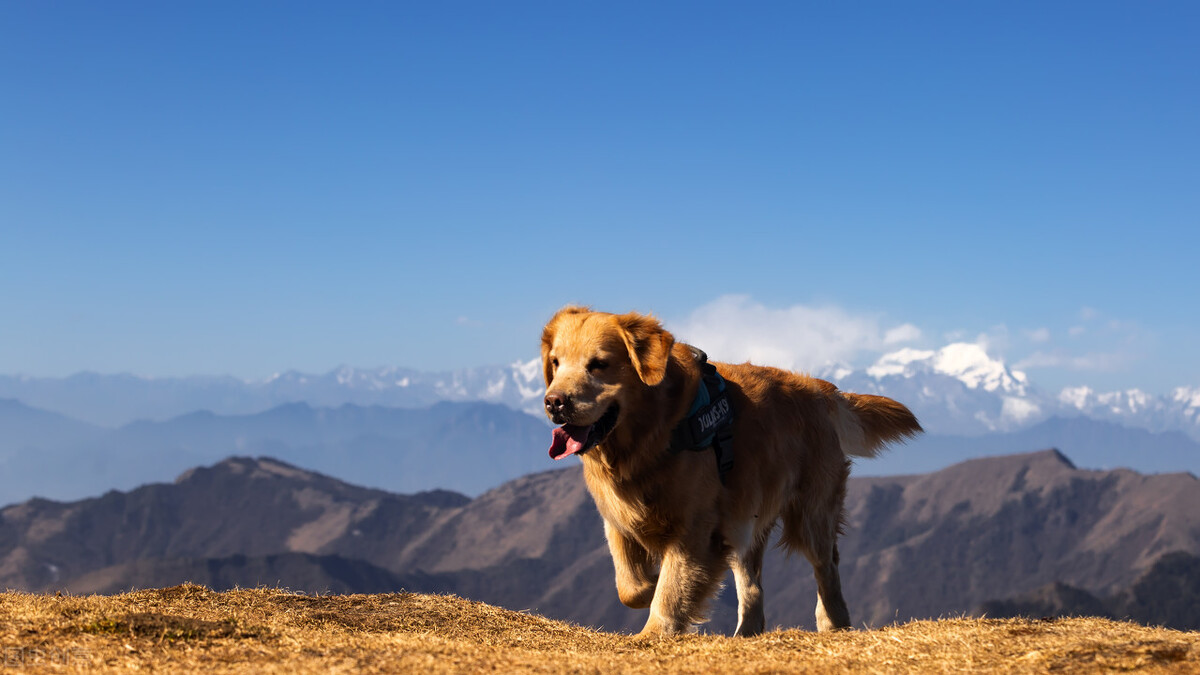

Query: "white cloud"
(667, 295), (918, 372)
(665, 297), (1151, 391)
(1014, 351), (1067, 369)
(883, 323), (922, 345)
(1014, 350), (1131, 372)
(1025, 327), (1051, 343)
(974, 325), (1011, 358)
(1002, 396), (1041, 423)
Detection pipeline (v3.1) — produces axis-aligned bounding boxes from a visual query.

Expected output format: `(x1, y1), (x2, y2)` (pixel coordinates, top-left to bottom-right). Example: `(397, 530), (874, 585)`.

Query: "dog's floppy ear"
(541, 306), (589, 386)
(616, 312), (675, 386)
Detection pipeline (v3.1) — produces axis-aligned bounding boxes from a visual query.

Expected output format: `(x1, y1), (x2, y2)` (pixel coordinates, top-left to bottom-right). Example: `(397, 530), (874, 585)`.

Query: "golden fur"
(541, 307), (922, 636)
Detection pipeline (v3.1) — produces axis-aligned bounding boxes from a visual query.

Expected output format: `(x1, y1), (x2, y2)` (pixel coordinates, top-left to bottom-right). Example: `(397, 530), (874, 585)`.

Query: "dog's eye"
(587, 358), (608, 373)
(551, 357), (559, 369)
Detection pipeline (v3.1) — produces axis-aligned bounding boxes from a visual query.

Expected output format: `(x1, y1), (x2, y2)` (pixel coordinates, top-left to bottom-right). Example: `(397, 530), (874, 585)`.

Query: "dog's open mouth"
(548, 404), (619, 460)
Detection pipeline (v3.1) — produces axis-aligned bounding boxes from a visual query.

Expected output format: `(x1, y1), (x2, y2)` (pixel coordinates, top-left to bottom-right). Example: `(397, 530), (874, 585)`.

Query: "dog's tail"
(836, 392), (923, 458)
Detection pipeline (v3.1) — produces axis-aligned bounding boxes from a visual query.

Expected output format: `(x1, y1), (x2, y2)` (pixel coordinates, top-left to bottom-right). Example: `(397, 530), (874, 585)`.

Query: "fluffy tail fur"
(837, 392), (923, 458)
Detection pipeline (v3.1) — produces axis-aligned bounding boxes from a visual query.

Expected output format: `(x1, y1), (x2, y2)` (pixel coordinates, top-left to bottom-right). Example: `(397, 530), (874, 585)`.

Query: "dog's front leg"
(603, 520), (658, 608)
(637, 530), (726, 637)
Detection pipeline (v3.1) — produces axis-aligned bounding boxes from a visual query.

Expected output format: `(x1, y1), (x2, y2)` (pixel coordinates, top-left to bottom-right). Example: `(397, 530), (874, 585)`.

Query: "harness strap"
(669, 347), (735, 484)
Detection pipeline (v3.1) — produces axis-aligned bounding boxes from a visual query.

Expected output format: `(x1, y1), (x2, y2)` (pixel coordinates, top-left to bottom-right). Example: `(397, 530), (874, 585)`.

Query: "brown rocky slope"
(2, 449), (1197, 633)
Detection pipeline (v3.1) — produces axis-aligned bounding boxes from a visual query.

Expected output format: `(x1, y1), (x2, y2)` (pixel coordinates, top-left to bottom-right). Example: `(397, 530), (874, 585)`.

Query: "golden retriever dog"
(541, 307), (921, 637)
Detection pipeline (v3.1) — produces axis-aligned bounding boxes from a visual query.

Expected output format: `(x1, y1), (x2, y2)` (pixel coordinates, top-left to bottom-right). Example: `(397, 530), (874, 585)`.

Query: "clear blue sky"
(2, 2), (1197, 394)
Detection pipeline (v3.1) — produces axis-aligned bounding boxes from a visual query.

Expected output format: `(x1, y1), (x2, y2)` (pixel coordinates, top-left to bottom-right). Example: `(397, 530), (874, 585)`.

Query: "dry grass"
(1, 585), (1197, 673)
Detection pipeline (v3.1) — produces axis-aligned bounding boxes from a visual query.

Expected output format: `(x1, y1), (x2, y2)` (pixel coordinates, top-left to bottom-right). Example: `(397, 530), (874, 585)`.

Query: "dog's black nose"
(544, 393), (567, 416)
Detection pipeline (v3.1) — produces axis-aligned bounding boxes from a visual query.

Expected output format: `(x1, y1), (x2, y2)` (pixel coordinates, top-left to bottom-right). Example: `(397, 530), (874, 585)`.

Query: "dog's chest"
(583, 465), (697, 547)
(596, 490), (678, 546)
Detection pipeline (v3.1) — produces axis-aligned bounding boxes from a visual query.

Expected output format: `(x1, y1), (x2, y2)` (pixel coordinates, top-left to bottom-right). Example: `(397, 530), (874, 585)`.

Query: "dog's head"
(541, 307), (675, 459)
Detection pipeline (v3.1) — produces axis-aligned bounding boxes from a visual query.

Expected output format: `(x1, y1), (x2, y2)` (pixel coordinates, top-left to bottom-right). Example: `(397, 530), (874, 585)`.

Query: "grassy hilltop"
(1, 585), (1197, 674)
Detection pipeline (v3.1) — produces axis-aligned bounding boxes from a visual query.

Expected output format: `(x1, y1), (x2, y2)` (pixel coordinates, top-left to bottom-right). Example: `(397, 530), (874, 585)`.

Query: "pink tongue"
(549, 424), (593, 459)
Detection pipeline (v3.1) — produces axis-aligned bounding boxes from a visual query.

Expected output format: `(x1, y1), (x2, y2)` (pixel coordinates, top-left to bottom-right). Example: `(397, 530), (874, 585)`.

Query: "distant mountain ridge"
(833, 345), (1200, 439)
(0, 398), (556, 505)
(0, 361), (546, 428)
(4, 386), (1199, 510)
(4, 346), (1199, 440)
(864, 415), (1200, 477)
(4, 451), (1198, 632)
(979, 551), (1200, 630)
(3, 344), (1199, 511)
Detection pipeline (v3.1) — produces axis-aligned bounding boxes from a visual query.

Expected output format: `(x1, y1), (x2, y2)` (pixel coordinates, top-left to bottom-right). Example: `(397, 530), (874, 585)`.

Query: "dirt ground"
(2, 585), (1197, 673)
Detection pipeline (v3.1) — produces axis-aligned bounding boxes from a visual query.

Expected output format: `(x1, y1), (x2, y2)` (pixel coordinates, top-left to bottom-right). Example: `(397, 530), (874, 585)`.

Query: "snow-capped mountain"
(830, 344), (1200, 441)
(256, 359), (546, 417)
(3, 347), (1199, 442)
(0, 360), (546, 427)
(1057, 385), (1200, 439)
(864, 343), (1029, 395)
(828, 342), (1044, 436)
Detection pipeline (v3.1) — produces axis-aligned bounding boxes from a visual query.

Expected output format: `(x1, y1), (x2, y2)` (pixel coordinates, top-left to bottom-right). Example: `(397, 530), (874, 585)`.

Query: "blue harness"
(669, 346), (735, 484)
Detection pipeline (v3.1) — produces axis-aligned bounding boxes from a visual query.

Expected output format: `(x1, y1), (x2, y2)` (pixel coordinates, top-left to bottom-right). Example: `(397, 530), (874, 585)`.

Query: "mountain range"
(0, 398), (555, 505)
(979, 551), (1200, 629)
(3, 451), (1198, 632)
(4, 344), (1200, 442)
(831, 343), (1200, 439)
(3, 341), (1199, 508)
(0, 360), (546, 428)
(3, 394), (1198, 509)
(858, 415), (1200, 477)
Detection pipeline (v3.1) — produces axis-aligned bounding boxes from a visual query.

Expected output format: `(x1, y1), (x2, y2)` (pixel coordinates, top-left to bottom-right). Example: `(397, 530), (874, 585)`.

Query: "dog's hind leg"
(805, 539), (851, 631)
(781, 455), (853, 631)
(604, 520), (658, 608)
(729, 525), (768, 637)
